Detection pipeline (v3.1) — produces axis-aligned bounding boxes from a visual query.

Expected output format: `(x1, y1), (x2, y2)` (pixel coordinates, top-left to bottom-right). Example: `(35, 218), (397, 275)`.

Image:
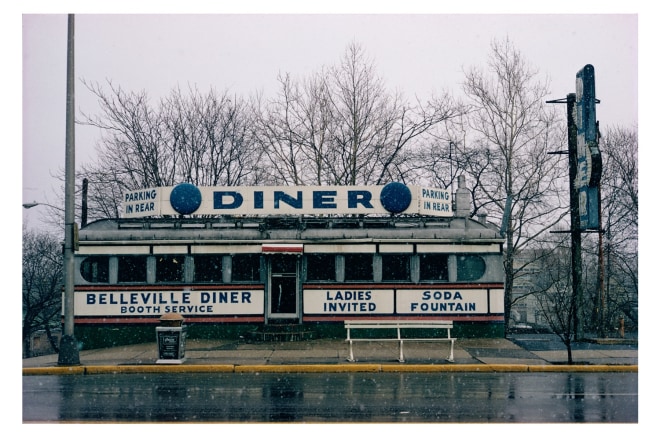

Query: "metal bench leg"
(446, 339), (455, 363)
(347, 340), (355, 362)
(398, 340), (405, 363)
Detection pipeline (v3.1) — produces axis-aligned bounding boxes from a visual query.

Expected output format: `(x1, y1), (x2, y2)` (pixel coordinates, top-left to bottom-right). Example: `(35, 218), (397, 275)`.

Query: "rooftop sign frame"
(122, 183), (453, 219)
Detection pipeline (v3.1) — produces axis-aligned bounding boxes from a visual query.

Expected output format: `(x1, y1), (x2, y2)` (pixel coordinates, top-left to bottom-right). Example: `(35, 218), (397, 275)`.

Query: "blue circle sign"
(380, 182), (412, 214)
(170, 183), (202, 215)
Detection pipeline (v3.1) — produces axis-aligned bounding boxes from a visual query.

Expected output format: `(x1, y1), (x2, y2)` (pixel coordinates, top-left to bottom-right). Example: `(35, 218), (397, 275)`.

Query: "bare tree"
(255, 42), (464, 186)
(79, 81), (260, 221)
(252, 71), (334, 185)
(532, 237), (578, 364)
(79, 43), (463, 216)
(460, 38), (568, 331)
(327, 42), (462, 185)
(582, 126), (638, 335)
(162, 86), (260, 187)
(324, 42), (399, 185)
(22, 226), (63, 357)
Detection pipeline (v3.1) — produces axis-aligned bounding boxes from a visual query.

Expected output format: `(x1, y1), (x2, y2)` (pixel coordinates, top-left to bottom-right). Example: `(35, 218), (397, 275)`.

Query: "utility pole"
(548, 65), (601, 342)
(58, 13), (80, 366)
(566, 93), (584, 341)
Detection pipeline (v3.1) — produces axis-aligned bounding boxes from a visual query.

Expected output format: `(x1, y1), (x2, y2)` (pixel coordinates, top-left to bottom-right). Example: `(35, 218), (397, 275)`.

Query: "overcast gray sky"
(20, 8), (640, 231)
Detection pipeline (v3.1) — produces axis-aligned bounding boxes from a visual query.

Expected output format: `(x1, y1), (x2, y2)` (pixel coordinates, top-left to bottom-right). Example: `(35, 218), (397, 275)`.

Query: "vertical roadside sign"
(575, 64), (601, 230)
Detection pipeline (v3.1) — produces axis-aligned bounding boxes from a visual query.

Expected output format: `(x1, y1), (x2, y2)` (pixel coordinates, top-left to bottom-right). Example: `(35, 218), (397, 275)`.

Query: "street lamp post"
(22, 15), (80, 366)
(22, 202), (63, 211)
(59, 14), (80, 365)
(23, 14), (80, 365)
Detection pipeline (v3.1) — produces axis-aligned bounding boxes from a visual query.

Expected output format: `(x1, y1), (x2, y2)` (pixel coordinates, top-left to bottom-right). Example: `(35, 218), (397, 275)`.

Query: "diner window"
(194, 254), (224, 283)
(232, 254), (261, 282)
(344, 254), (373, 281)
(457, 255), (486, 281)
(271, 254), (297, 274)
(156, 255), (185, 283)
(117, 255), (147, 283)
(419, 254), (449, 281)
(80, 256), (109, 283)
(381, 254), (410, 281)
(306, 254), (336, 281)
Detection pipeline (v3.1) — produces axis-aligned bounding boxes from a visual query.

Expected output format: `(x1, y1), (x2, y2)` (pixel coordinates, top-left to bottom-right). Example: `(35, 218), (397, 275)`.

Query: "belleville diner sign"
(73, 288), (502, 317)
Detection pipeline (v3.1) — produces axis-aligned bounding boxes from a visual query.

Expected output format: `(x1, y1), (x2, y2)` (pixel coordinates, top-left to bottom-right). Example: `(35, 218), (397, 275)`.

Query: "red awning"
(261, 244), (304, 254)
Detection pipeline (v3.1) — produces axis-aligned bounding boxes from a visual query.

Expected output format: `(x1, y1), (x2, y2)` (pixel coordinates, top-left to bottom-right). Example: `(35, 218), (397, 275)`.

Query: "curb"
(22, 363), (638, 376)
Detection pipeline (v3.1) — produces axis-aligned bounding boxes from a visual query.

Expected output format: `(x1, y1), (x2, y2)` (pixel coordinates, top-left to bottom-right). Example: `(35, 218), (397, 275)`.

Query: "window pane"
(232, 254), (260, 282)
(306, 254), (336, 281)
(419, 254), (449, 281)
(156, 255), (185, 283)
(271, 254), (297, 274)
(194, 254), (224, 283)
(381, 254), (410, 281)
(344, 254), (373, 281)
(80, 256), (109, 283)
(117, 255), (147, 283)
(457, 255), (486, 281)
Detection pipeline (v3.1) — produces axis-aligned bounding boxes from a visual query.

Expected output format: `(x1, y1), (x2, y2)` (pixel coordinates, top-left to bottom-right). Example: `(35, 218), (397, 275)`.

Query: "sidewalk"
(22, 336), (638, 374)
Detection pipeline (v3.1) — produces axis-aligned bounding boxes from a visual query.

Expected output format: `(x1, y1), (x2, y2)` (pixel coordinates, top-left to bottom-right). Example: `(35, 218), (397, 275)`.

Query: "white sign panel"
(417, 187), (453, 216)
(396, 289), (490, 314)
(122, 184), (454, 218)
(487, 289), (505, 314)
(303, 289), (395, 314)
(123, 187), (162, 217)
(75, 289), (264, 316)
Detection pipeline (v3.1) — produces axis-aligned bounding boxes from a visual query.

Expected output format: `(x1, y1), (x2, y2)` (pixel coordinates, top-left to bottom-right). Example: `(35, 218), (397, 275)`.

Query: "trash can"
(156, 313), (187, 364)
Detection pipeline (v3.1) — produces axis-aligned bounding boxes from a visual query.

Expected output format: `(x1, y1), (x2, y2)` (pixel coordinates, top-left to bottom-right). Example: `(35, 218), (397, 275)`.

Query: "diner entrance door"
(267, 254), (299, 320)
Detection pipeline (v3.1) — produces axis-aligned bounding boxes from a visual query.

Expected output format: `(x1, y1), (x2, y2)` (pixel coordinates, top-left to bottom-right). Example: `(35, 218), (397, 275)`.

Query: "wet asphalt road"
(23, 371), (637, 423)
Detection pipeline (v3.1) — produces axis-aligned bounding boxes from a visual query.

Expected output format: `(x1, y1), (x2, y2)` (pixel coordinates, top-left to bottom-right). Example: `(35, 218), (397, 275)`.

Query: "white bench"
(344, 320), (456, 363)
